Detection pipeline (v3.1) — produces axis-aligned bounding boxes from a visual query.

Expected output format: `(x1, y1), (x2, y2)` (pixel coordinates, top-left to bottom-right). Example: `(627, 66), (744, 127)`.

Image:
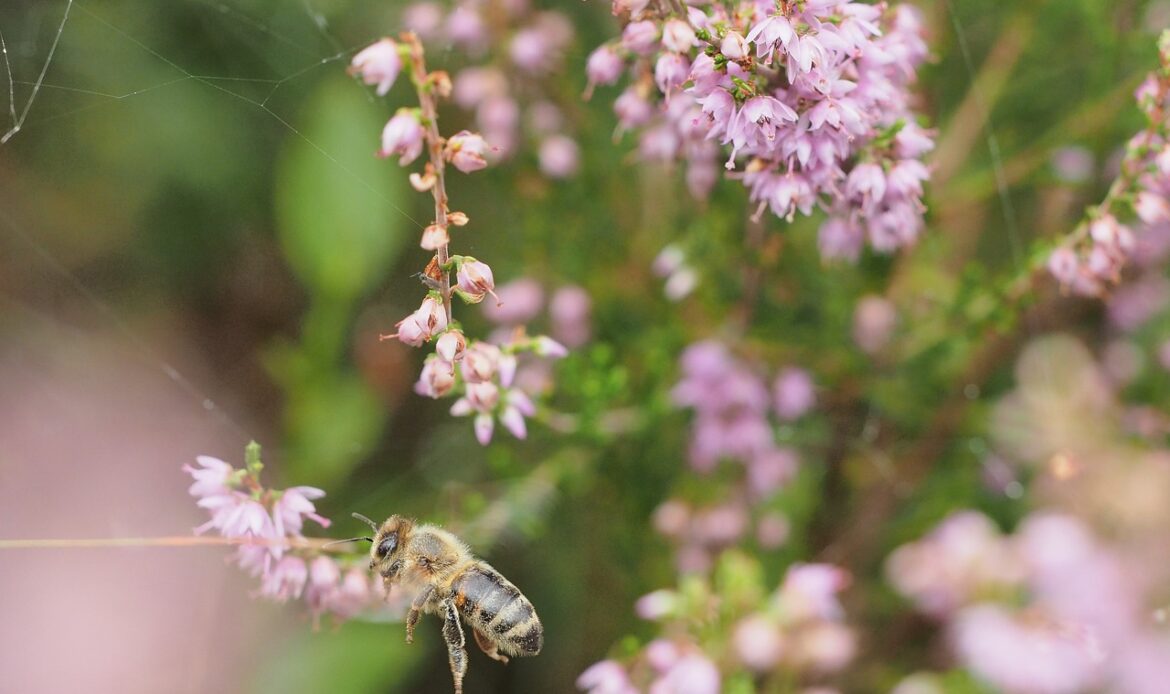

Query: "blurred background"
(2, 0), (1170, 692)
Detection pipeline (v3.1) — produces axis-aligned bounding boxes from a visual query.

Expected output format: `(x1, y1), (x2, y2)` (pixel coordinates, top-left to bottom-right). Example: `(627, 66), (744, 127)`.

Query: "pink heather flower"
(755, 512), (790, 549)
(774, 367), (815, 419)
(533, 336), (569, 358)
(664, 267), (698, 301)
(304, 555), (342, 619)
(474, 412), (494, 445)
(649, 655), (721, 694)
(846, 162), (888, 212)
(818, 217), (865, 263)
(510, 28), (553, 73)
(796, 622), (857, 673)
(854, 295), (897, 354)
(1050, 146), (1095, 184)
(621, 20), (659, 55)
(655, 53), (691, 95)
(445, 131), (489, 173)
(586, 45), (624, 92)
(1047, 246), (1081, 287)
(452, 67), (508, 109)
(465, 381), (501, 411)
(746, 13), (796, 64)
(330, 567), (373, 619)
(779, 564), (850, 622)
(721, 31), (749, 60)
(456, 259), (497, 303)
(728, 96), (798, 160)
(539, 135), (580, 179)
(734, 615), (785, 671)
(635, 589), (677, 620)
(662, 19), (696, 53)
(461, 342), (501, 383)
(653, 499), (691, 537)
(261, 555), (308, 602)
(952, 604), (1105, 693)
(477, 96), (520, 157)
(747, 448), (798, 497)
(350, 39), (402, 97)
(390, 296), (448, 346)
(415, 356), (457, 398)
(435, 330), (466, 362)
(402, 3), (443, 40)
(379, 110), (424, 165)
(183, 455), (235, 498)
(445, 5), (488, 53)
(550, 285), (592, 348)
(1136, 190), (1170, 225)
(482, 278), (543, 323)
(273, 486), (330, 536)
(196, 493), (274, 539)
(895, 122), (936, 158)
(577, 660), (637, 694)
(614, 88), (654, 132)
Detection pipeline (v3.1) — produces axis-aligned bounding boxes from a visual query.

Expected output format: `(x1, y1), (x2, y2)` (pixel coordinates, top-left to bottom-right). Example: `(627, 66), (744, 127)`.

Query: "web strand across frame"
(1, 0), (73, 144)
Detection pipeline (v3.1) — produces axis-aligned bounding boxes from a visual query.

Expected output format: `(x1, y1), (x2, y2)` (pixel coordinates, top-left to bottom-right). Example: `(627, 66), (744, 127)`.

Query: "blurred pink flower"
(550, 286), (592, 348)
(853, 295), (897, 354)
(734, 615), (785, 671)
(773, 367), (815, 420)
(483, 278), (543, 324)
(350, 38), (401, 96)
(539, 135), (580, 179)
(577, 660), (637, 694)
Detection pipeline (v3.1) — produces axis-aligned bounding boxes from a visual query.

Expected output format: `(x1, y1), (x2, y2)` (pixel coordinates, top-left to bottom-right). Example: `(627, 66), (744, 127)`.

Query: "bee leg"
(405, 584), (436, 645)
(472, 627), (510, 664)
(442, 598), (468, 694)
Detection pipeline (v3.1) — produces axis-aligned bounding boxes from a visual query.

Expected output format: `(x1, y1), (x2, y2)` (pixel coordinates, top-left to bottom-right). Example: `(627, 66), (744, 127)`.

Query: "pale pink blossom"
(350, 38), (402, 96)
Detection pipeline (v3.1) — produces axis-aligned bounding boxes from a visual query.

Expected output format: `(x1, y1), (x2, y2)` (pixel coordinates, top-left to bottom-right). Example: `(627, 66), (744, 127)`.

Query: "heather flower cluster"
(647, 341), (811, 571)
(1048, 31), (1170, 296)
(351, 34), (570, 444)
(400, 0), (581, 178)
(885, 336), (1170, 693)
(888, 510), (1170, 693)
(578, 554), (856, 693)
(183, 443), (379, 625)
(588, 0), (934, 261)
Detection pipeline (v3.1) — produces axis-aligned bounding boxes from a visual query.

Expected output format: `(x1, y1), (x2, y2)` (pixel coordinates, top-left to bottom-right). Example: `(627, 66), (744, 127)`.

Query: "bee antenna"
(352, 512), (380, 532)
(321, 536), (373, 549)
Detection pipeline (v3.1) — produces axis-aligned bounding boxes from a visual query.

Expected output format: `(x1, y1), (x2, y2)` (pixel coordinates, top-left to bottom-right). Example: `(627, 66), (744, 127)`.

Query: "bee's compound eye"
(376, 533), (397, 558)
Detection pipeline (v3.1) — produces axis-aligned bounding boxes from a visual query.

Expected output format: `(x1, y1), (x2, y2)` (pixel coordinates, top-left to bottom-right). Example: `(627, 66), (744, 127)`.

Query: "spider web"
(0, 0), (428, 446)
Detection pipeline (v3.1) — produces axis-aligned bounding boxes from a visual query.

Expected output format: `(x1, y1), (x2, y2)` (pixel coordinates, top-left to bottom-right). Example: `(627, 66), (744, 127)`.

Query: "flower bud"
(456, 259), (496, 303)
(420, 223), (449, 251)
(662, 19), (696, 53)
(436, 330), (466, 362)
(586, 45), (624, 89)
(350, 39), (402, 96)
(379, 109), (424, 164)
(721, 31), (749, 60)
(621, 20), (659, 55)
(415, 356), (456, 398)
(655, 53), (690, 95)
(538, 135), (580, 179)
(462, 342), (500, 383)
(1047, 246), (1080, 286)
(533, 335), (569, 358)
(445, 130), (489, 173)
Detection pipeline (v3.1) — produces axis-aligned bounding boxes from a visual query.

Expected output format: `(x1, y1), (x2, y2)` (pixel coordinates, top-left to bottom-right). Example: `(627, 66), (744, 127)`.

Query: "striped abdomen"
(454, 564), (543, 656)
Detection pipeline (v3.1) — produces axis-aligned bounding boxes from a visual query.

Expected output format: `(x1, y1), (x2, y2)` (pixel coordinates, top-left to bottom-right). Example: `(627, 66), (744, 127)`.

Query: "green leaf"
(274, 75), (411, 301)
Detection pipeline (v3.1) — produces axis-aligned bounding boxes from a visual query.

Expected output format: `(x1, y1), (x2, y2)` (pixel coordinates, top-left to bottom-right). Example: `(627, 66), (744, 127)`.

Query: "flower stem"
(404, 31), (454, 324)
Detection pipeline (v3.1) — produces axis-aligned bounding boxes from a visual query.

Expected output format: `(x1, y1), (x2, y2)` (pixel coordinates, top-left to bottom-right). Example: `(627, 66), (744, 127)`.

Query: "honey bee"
(351, 513), (543, 694)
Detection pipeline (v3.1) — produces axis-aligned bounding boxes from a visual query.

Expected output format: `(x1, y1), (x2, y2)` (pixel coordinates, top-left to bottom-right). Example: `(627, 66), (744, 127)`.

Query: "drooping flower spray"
(351, 33), (567, 445)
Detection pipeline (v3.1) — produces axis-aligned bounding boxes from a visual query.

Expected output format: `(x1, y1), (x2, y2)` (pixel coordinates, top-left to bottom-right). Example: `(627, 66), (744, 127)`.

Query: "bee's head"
(353, 513), (413, 574)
